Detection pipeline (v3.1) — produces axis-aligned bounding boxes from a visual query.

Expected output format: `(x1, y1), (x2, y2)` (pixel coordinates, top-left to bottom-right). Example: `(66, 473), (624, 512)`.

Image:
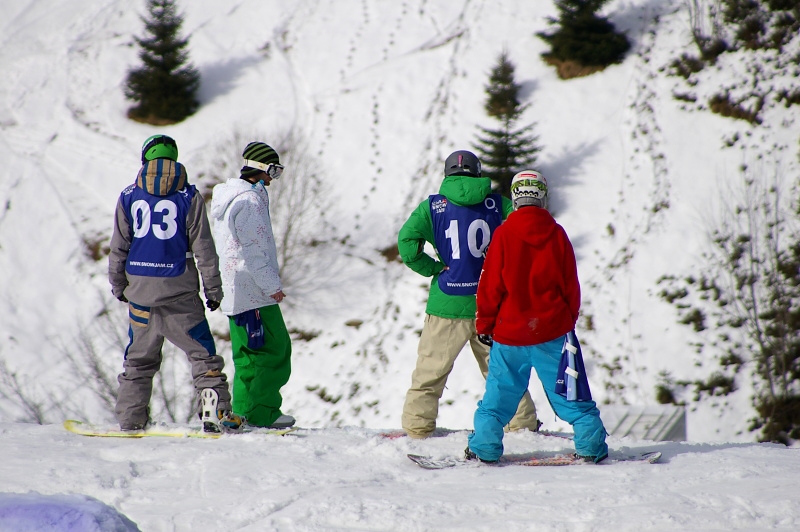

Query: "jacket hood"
(209, 178), (262, 221)
(136, 159), (187, 196)
(506, 206), (559, 247)
(438, 175), (492, 206)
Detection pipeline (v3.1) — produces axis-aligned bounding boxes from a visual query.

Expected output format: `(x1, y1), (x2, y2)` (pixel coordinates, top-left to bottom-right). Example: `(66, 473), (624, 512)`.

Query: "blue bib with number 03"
(430, 193), (503, 296)
(122, 184), (194, 277)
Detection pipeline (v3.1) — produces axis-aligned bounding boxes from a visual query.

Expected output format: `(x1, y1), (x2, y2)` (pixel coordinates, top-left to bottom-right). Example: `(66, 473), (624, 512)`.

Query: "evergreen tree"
(125, 0), (200, 124)
(537, 0), (630, 79)
(473, 52), (541, 197)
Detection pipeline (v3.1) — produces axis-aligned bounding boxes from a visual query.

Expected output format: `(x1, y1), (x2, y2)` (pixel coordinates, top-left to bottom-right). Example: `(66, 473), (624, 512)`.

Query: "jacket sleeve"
(397, 199), (445, 278)
(501, 196), (514, 219)
(476, 227), (507, 335)
(188, 194), (224, 302)
(231, 194), (282, 297)
(108, 197), (130, 299)
(560, 228), (581, 322)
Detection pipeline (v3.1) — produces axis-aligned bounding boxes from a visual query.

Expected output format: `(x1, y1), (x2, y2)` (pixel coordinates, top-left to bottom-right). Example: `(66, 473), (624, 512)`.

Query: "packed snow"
(1, 0), (799, 530)
(2, 423), (800, 531)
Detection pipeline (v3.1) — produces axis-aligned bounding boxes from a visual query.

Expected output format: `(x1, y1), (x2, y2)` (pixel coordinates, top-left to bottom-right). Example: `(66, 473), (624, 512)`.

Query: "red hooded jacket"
(476, 206), (580, 346)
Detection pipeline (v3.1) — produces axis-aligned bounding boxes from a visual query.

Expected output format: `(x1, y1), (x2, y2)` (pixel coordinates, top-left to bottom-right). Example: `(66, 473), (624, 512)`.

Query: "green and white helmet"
(141, 135), (178, 163)
(510, 170), (548, 210)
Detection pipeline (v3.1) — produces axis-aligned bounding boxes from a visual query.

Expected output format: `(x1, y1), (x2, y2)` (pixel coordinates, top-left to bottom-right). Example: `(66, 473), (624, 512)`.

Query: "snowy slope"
(0, 0), (798, 444)
(1, 423), (799, 531)
(2, 0), (800, 530)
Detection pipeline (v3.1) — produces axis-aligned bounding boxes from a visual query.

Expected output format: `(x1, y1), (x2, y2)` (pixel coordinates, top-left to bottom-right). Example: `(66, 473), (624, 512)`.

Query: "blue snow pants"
(468, 336), (608, 462)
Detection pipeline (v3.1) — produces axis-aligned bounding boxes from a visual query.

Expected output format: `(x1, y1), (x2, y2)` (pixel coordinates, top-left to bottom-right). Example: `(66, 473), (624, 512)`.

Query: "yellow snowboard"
(63, 419), (296, 439)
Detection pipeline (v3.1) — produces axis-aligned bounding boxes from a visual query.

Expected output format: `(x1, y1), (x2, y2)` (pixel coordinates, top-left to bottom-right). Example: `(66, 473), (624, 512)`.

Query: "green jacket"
(398, 175), (513, 319)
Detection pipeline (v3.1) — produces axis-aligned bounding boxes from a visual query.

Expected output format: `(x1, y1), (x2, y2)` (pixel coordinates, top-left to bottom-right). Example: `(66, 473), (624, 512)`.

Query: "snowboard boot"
(119, 421), (147, 433)
(216, 410), (244, 432)
(464, 446), (498, 464)
(119, 407), (150, 432)
(267, 414), (296, 429)
(200, 389), (244, 433)
(573, 453), (608, 464)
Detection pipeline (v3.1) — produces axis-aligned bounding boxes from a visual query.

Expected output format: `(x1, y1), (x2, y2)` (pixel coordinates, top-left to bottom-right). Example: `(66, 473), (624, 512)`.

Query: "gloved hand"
(117, 294), (128, 303)
(206, 299), (220, 311)
(477, 334), (493, 346)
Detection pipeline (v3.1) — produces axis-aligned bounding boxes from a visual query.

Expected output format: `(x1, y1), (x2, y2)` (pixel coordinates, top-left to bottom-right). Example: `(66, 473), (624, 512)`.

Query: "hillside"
(0, 0), (798, 443)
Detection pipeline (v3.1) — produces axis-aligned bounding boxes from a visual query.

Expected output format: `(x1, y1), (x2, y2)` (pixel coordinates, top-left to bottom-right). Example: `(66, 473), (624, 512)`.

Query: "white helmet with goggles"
(510, 170), (548, 210)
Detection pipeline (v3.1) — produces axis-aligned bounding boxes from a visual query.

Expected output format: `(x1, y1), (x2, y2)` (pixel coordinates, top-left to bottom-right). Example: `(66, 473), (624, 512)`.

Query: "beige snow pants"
(402, 314), (540, 438)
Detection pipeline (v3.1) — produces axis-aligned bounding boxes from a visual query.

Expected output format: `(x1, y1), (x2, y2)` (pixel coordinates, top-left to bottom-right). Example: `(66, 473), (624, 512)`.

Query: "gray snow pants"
(114, 294), (232, 428)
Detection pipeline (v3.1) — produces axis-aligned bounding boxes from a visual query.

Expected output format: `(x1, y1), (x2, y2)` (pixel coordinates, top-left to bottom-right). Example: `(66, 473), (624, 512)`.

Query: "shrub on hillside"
(708, 92), (764, 124)
(721, 0), (800, 51)
(658, 170), (800, 445)
(537, 0), (630, 79)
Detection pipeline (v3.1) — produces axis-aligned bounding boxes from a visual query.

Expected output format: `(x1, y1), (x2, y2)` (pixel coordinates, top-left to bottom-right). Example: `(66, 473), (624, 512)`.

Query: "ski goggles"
(141, 135), (178, 163)
(243, 159), (284, 180)
(143, 135), (177, 151)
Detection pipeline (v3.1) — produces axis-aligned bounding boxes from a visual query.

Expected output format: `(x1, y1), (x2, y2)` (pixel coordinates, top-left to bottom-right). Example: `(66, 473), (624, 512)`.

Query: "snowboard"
(379, 428), (464, 440)
(407, 451), (662, 469)
(63, 419), (297, 439)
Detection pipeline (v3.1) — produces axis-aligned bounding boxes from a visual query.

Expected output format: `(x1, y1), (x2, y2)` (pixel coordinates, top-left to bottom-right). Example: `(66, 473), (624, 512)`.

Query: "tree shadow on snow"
(605, 0), (675, 51)
(535, 140), (601, 261)
(197, 55), (260, 105)
(539, 139), (602, 212)
(518, 79), (539, 102)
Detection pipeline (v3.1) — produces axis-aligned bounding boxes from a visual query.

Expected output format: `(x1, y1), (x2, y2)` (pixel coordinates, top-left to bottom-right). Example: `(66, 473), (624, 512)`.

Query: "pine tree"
(125, 0), (200, 124)
(537, 0), (631, 79)
(473, 52), (541, 197)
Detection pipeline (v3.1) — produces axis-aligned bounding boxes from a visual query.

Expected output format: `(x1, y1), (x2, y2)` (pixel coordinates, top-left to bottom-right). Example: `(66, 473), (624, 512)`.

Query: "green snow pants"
(229, 304), (292, 427)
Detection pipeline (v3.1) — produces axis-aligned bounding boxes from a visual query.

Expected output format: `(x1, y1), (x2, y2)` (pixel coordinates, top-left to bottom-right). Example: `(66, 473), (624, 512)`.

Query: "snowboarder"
(209, 141), (295, 429)
(398, 150), (540, 438)
(109, 134), (241, 433)
(466, 170), (608, 463)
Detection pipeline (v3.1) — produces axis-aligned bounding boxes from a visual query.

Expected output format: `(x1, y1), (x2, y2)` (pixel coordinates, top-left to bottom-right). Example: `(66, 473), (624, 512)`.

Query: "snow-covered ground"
(1, 0), (799, 529)
(2, 423), (799, 531)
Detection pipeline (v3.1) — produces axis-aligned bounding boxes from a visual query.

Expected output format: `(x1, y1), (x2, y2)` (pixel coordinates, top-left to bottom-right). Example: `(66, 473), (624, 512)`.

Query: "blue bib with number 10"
(430, 193), (503, 296)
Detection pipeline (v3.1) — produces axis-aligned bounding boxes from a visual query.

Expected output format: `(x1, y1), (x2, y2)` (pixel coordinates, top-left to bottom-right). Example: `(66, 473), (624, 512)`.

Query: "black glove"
(477, 334), (493, 346)
(206, 299), (220, 311)
(117, 294), (128, 303)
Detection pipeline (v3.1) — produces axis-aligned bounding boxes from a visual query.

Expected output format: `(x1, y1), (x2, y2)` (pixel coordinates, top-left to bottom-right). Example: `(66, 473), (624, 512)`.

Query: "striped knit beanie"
(241, 142), (280, 179)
